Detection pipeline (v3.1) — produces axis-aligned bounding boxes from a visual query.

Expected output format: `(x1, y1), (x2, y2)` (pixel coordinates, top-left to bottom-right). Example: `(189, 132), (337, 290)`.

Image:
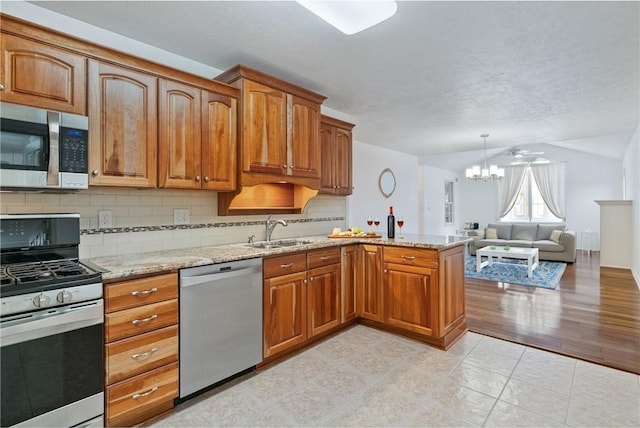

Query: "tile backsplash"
(0, 189), (347, 258)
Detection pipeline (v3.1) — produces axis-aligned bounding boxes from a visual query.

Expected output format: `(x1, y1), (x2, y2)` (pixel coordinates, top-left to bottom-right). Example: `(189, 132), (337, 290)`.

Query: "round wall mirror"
(378, 168), (396, 198)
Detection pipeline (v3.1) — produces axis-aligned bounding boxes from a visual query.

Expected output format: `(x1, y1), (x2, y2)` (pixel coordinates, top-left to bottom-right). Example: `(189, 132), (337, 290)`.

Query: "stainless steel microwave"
(0, 102), (89, 190)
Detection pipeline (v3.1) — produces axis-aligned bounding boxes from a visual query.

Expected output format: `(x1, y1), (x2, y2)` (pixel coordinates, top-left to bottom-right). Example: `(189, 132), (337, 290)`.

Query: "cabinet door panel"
(263, 272), (307, 357)
(341, 246), (357, 322)
(357, 245), (383, 321)
(158, 80), (201, 189)
(319, 124), (335, 193)
(1, 34), (86, 114)
(202, 92), (237, 190)
(335, 128), (352, 195)
(288, 95), (320, 178)
(384, 264), (437, 336)
(88, 60), (157, 187)
(242, 80), (286, 175)
(442, 249), (465, 334)
(308, 264), (340, 337)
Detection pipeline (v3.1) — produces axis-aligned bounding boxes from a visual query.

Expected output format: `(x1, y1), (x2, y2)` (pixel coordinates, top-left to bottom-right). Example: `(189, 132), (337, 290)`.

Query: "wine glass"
(397, 216), (405, 238)
(366, 216), (373, 227)
(373, 217), (380, 227)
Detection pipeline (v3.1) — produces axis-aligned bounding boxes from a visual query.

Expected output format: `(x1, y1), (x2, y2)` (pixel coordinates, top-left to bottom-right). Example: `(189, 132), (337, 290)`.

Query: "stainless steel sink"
(246, 239), (313, 249)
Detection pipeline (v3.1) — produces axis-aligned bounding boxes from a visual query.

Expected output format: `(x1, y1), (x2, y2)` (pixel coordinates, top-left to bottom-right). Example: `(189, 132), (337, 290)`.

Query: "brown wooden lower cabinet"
(383, 263), (438, 336)
(262, 243), (466, 362)
(262, 248), (343, 359)
(104, 273), (179, 427)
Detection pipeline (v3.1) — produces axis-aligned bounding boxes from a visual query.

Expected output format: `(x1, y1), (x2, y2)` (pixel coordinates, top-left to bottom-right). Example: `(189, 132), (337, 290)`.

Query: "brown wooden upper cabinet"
(88, 60), (158, 188)
(320, 115), (355, 196)
(215, 65), (326, 187)
(158, 80), (237, 190)
(0, 34), (86, 114)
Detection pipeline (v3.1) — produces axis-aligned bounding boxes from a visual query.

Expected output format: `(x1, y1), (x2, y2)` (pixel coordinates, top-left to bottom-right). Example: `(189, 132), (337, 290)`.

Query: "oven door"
(0, 299), (104, 428)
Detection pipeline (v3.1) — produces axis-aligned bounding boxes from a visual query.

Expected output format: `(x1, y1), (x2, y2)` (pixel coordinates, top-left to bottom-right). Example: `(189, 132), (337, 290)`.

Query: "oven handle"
(0, 299), (104, 347)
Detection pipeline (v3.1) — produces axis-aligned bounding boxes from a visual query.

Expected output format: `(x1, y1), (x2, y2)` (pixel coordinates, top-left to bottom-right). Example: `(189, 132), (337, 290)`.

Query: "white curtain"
(531, 162), (566, 219)
(498, 165), (527, 218)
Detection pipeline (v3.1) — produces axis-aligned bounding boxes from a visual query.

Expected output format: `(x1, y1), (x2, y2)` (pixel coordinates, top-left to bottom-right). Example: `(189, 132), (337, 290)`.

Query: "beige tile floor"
(149, 326), (640, 427)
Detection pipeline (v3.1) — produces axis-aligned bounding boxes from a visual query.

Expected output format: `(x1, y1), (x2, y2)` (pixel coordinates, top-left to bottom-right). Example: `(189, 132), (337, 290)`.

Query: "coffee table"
(476, 246), (540, 277)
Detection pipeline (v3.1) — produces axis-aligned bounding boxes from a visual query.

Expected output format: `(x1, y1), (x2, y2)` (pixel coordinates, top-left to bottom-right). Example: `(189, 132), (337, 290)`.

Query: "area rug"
(464, 256), (566, 289)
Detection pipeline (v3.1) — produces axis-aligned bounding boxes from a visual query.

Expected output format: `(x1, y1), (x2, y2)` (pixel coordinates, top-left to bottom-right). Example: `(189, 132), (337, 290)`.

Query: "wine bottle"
(387, 206), (395, 238)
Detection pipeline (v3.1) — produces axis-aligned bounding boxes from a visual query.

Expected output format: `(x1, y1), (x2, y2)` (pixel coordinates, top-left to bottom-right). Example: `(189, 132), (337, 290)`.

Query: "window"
(501, 167), (562, 222)
(444, 180), (454, 225)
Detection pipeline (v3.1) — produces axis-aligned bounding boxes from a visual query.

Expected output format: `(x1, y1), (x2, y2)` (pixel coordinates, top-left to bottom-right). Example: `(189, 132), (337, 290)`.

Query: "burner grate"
(5, 260), (92, 285)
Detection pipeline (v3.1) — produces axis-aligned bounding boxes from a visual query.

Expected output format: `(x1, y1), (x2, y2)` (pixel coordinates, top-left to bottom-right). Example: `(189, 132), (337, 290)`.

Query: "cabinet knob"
(204, 176), (210, 182)
(0, 84), (4, 91)
(384, 269), (388, 273)
(195, 175), (201, 182)
(91, 170), (99, 176)
(282, 165), (287, 169)
(309, 276), (314, 281)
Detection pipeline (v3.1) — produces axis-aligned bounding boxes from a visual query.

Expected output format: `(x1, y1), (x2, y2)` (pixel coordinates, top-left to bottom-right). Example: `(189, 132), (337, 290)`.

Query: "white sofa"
(467, 222), (576, 263)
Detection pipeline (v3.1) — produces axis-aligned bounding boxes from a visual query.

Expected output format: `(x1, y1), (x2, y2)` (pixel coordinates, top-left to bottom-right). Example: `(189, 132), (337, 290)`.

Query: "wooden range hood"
(215, 65), (326, 216)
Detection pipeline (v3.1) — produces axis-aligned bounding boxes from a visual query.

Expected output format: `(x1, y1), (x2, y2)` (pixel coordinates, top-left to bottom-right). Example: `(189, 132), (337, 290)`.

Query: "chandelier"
(465, 133), (504, 181)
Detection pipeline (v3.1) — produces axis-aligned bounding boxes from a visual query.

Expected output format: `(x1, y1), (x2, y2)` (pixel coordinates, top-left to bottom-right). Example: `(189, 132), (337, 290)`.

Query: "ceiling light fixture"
(296, 1), (398, 35)
(466, 134), (504, 181)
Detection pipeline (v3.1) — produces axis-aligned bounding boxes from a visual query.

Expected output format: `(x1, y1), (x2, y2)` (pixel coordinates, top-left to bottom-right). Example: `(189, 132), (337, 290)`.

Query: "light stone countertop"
(83, 234), (470, 282)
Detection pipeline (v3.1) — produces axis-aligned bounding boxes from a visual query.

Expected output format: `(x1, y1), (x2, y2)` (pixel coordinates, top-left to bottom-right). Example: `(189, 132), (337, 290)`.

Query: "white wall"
(349, 142), (419, 236)
(622, 125), (640, 287)
(456, 145), (623, 250)
(420, 165), (461, 235)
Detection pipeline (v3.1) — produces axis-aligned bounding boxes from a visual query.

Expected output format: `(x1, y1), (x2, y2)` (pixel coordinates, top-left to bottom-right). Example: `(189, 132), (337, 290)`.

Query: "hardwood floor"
(465, 250), (640, 374)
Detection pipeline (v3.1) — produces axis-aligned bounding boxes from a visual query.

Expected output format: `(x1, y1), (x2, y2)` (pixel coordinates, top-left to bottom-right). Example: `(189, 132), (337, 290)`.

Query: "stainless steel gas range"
(0, 214), (104, 428)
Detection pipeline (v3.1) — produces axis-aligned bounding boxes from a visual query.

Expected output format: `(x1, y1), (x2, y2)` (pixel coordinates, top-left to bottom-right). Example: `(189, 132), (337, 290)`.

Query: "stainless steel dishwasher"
(179, 257), (262, 399)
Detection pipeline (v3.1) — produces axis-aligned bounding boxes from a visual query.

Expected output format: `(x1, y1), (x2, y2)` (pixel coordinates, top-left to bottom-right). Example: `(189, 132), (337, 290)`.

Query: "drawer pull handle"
(131, 347), (158, 360)
(402, 256), (416, 260)
(131, 314), (158, 326)
(319, 256), (330, 260)
(132, 386), (158, 400)
(280, 263), (294, 269)
(131, 287), (158, 296)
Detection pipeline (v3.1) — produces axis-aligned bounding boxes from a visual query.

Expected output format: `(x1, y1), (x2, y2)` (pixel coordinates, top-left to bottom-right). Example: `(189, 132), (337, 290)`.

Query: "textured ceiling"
(28, 1), (640, 169)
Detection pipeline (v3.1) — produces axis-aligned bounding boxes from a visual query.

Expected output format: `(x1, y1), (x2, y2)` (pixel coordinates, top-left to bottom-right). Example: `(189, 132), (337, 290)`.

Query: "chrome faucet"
(265, 215), (287, 241)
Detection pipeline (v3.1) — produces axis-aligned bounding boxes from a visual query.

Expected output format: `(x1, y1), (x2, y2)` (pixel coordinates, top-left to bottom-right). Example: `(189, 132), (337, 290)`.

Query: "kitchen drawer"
(106, 362), (178, 427)
(105, 273), (178, 313)
(307, 247), (341, 269)
(263, 252), (307, 279)
(383, 246), (438, 268)
(106, 325), (178, 384)
(105, 299), (178, 342)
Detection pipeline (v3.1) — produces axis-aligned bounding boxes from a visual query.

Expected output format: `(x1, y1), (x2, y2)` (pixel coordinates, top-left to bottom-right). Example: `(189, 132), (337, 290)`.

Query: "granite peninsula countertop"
(83, 234), (470, 282)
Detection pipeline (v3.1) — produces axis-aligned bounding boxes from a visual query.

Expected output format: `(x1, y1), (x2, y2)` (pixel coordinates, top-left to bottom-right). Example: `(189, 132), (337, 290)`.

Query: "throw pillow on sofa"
(488, 223), (512, 239)
(550, 229), (563, 243)
(537, 224), (566, 240)
(485, 228), (498, 239)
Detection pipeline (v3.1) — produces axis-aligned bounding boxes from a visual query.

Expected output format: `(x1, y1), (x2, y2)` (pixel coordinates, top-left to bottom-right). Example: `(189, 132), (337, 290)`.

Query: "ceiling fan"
(508, 148), (545, 159)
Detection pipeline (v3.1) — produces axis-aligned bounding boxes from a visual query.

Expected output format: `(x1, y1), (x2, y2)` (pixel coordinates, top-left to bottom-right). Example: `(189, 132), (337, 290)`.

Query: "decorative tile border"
(81, 217), (345, 235)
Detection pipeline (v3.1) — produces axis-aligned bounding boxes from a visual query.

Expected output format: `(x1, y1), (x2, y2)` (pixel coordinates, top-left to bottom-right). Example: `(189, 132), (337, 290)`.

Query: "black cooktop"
(1, 259), (102, 297)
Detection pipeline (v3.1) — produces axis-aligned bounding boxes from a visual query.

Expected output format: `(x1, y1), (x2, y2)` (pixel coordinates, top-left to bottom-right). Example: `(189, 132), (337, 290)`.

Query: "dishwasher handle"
(181, 266), (260, 288)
